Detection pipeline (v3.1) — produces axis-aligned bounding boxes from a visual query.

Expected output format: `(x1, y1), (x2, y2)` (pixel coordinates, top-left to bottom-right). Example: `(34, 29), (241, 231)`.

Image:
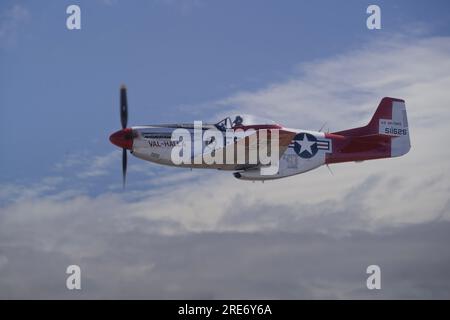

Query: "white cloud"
(105, 34), (450, 234)
(217, 36), (450, 130)
(77, 151), (121, 178)
(1, 34), (450, 298)
(4, 34), (450, 234)
(55, 150), (122, 179)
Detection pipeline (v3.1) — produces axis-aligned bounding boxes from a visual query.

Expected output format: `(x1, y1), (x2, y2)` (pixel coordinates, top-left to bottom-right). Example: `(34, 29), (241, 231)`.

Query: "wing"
(192, 128), (296, 167)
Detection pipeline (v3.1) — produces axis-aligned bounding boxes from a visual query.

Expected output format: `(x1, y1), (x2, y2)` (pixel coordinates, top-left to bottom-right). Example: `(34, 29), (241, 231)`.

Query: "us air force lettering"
(109, 87), (411, 185)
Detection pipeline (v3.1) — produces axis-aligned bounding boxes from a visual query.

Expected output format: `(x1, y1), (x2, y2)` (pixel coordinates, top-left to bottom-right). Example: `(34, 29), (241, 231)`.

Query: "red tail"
(325, 97), (410, 164)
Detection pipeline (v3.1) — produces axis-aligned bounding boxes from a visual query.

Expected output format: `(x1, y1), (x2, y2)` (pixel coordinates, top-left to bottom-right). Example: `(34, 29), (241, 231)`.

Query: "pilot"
(206, 136), (215, 146)
(233, 115), (243, 127)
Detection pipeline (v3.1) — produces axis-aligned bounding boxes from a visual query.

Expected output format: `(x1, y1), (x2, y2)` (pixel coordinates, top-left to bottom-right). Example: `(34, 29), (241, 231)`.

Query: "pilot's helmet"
(233, 115), (243, 126)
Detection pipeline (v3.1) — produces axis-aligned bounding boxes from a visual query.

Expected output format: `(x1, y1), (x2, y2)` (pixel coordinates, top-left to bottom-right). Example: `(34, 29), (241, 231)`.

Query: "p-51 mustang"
(110, 85), (410, 186)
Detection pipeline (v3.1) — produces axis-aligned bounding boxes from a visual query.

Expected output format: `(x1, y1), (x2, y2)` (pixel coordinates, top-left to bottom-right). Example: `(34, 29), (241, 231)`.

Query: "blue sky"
(1, 0), (450, 184)
(1, 1), (450, 299)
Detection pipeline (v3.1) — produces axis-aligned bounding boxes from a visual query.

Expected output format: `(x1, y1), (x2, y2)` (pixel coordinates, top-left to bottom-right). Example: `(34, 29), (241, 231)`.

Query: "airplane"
(109, 85), (411, 186)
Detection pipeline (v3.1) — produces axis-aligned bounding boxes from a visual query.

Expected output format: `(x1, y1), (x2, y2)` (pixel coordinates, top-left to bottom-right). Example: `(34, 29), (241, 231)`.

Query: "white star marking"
(295, 134), (316, 155)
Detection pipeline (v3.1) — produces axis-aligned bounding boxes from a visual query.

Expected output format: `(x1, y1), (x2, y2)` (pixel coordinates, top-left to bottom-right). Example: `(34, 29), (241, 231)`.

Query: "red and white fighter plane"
(110, 86), (410, 185)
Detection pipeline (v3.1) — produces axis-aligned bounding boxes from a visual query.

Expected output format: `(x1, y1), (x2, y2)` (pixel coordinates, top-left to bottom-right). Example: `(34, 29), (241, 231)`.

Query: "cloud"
(1, 211), (450, 298)
(76, 151), (121, 178)
(217, 36), (450, 130)
(1, 34), (450, 298)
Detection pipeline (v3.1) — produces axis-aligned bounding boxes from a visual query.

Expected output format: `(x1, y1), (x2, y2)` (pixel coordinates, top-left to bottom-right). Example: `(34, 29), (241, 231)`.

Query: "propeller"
(109, 85), (134, 188)
(122, 148), (127, 188)
(120, 85), (128, 129)
(120, 85), (128, 188)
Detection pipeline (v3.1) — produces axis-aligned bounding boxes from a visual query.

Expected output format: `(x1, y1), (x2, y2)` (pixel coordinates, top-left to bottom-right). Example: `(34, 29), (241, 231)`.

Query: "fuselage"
(110, 123), (333, 180)
(109, 97), (410, 182)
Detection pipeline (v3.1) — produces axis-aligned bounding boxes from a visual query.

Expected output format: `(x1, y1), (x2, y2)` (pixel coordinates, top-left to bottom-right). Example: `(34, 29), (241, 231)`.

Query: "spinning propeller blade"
(120, 85), (128, 188)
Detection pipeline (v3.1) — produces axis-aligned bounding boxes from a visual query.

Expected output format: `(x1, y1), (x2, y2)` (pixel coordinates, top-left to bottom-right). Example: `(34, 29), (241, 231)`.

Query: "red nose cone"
(109, 128), (133, 150)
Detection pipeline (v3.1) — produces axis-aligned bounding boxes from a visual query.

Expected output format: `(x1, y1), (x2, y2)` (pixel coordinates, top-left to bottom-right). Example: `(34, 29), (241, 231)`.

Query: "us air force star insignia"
(293, 133), (318, 158)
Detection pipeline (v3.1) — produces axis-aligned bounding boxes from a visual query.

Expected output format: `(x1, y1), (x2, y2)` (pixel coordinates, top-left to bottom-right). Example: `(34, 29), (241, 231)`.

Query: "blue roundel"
(293, 133), (318, 158)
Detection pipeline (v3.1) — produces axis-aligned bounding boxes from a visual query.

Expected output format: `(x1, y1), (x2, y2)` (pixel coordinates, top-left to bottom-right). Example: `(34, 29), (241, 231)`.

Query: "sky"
(1, 0), (450, 299)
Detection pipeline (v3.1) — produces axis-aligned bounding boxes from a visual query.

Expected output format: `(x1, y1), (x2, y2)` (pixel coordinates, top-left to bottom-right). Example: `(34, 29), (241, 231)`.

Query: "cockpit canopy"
(215, 114), (278, 131)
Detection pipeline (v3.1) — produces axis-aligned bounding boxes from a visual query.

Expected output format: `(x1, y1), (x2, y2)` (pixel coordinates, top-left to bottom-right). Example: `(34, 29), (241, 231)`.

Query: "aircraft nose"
(109, 128), (133, 150)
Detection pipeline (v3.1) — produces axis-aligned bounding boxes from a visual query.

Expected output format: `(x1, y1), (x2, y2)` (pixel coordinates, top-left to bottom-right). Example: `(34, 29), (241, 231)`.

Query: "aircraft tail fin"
(331, 97), (411, 159)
